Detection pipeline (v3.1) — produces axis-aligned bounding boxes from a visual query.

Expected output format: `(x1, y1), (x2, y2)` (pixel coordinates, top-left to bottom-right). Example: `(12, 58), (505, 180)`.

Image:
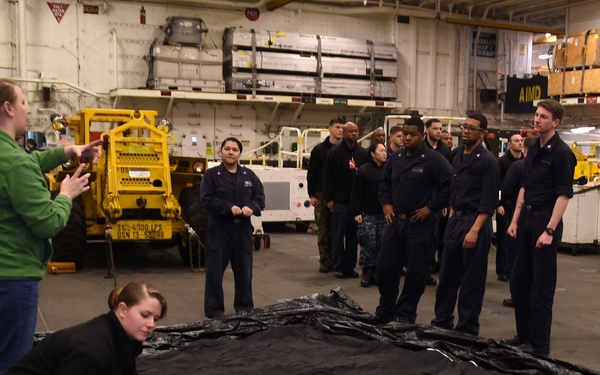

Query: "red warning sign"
(245, 7), (260, 21)
(47, 2), (69, 23)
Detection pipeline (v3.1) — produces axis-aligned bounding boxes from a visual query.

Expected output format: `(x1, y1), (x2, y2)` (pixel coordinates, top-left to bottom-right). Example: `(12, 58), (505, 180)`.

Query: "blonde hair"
(108, 281), (167, 320)
(0, 78), (18, 107)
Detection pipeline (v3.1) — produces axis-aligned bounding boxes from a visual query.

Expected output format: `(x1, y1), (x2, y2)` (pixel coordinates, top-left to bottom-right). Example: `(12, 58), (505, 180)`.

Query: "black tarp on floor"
(137, 289), (597, 374)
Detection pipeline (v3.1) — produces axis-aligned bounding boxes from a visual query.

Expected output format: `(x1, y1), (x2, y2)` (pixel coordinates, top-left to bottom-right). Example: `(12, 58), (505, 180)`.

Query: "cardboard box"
(554, 30), (600, 69)
(548, 68), (600, 96)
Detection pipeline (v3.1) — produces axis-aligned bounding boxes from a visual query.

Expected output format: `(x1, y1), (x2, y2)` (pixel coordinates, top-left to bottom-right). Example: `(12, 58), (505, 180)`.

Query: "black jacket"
(351, 160), (385, 215)
(322, 141), (369, 204)
(501, 159), (524, 209)
(498, 150), (523, 181)
(424, 135), (454, 165)
(307, 137), (337, 197)
(8, 311), (142, 375)
(201, 164), (265, 223)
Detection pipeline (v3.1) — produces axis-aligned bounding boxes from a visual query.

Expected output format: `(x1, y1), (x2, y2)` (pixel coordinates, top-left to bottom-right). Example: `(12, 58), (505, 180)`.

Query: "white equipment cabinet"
(562, 183), (600, 254)
(247, 166), (313, 236)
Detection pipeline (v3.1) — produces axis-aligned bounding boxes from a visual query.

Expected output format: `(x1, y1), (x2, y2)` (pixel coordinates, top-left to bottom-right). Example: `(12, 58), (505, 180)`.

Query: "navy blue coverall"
(376, 145), (451, 323)
(496, 150), (523, 277)
(510, 133), (575, 350)
(431, 143), (500, 335)
(501, 159), (525, 278)
(200, 164), (265, 318)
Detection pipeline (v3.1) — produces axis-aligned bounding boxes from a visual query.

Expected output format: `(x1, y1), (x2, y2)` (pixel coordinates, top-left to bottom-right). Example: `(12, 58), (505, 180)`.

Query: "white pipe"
(18, 0), (27, 78)
(473, 28), (480, 111)
(11, 77), (106, 98)
(110, 29), (118, 89)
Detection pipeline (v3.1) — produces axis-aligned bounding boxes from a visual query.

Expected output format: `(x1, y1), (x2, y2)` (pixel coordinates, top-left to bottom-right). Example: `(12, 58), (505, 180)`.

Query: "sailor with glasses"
(431, 112), (500, 336)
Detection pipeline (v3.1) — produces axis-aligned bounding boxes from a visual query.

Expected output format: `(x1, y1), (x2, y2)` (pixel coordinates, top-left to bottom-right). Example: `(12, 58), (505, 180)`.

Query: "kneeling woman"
(8, 281), (167, 374)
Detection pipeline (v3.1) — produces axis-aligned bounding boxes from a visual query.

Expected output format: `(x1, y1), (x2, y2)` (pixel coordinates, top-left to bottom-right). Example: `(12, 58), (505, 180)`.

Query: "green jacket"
(0, 130), (72, 280)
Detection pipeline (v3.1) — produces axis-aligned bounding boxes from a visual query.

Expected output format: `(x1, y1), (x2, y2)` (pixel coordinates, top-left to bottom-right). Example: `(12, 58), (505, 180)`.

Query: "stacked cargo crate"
(147, 17), (225, 92)
(222, 28), (398, 100)
(549, 29), (600, 97)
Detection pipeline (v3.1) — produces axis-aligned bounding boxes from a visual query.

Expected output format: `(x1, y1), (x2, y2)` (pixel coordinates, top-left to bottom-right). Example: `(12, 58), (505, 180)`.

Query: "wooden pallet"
(548, 68), (600, 96)
(554, 30), (600, 69)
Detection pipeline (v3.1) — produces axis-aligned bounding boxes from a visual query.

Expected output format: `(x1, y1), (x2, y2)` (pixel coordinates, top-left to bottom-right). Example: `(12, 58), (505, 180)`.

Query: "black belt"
(524, 203), (552, 212)
(455, 210), (475, 217)
(397, 213), (411, 220)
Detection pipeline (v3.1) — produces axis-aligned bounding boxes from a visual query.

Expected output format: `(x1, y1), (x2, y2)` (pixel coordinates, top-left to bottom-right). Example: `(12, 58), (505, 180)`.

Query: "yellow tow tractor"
(46, 108), (208, 271)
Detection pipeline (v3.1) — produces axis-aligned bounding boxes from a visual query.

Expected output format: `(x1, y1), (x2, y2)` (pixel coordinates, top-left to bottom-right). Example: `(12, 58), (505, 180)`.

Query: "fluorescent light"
(545, 33), (552, 38)
(570, 127), (596, 134)
(538, 53), (553, 60)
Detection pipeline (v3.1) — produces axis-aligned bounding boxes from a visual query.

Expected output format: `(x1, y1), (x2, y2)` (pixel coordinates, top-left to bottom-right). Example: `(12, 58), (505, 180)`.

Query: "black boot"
(369, 267), (378, 286)
(360, 268), (370, 287)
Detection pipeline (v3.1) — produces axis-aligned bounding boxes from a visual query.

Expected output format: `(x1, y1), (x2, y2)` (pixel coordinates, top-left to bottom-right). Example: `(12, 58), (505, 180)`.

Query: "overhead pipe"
(444, 17), (564, 36)
(137, 0), (268, 10)
(134, 0), (437, 18)
(482, 0), (527, 20)
(516, 0), (598, 19)
(11, 77), (106, 98)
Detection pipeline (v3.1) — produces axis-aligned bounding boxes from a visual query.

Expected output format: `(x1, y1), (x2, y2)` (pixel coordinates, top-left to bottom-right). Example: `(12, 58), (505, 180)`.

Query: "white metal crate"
(224, 27), (397, 60)
(151, 46), (223, 81)
(228, 50), (397, 78)
(149, 77), (225, 92)
(226, 72), (397, 99)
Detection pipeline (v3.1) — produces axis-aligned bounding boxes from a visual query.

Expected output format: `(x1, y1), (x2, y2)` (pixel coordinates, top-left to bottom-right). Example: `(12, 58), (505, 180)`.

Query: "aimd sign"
(505, 75), (548, 114)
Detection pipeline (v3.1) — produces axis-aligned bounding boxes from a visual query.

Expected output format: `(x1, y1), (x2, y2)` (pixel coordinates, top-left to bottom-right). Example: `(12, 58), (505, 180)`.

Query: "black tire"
(294, 221), (310, 233)
(177, 183), (208, 266)
(51, 194), (87, 268)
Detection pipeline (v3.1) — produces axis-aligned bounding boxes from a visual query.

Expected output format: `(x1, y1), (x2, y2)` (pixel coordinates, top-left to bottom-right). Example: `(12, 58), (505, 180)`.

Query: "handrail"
(241, 126), (304, 168)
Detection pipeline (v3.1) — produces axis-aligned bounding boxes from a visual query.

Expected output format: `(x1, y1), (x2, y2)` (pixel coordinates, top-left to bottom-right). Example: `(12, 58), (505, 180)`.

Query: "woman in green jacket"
(0, 78), (103, 372)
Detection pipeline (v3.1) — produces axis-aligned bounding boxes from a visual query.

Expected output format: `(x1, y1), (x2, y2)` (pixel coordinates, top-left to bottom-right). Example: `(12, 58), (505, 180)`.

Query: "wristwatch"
(545, 227), (555, 235)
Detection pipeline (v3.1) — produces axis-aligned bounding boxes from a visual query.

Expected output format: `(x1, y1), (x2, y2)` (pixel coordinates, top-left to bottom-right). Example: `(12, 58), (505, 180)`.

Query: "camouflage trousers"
(357, 214), (387, 270)
(315, 194), (333, 266)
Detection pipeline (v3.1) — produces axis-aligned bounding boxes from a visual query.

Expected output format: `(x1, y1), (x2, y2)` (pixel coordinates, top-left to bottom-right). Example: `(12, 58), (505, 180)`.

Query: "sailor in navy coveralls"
(376, 117), (452, 323)
(431, 112), (500, 336)
(503, 100), (576, 356)
(201, 137), (265, 318)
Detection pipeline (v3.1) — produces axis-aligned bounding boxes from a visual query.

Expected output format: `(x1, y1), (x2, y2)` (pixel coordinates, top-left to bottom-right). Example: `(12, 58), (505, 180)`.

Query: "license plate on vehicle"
(114, 221), (171, 240)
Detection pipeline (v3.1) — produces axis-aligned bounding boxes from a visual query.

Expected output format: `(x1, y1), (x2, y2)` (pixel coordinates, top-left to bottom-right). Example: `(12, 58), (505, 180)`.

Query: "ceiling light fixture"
(538, 46), (554, 60)
(570, 126), (596, 134)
